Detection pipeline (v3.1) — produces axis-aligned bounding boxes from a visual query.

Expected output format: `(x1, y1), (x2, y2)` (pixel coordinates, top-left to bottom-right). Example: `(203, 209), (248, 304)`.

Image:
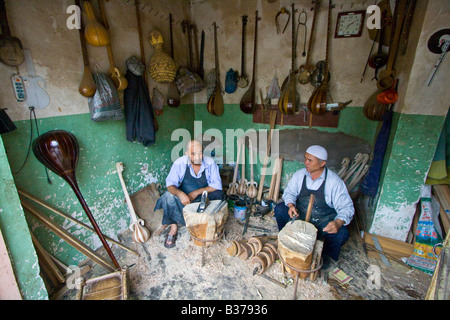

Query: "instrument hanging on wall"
(23, 49), (50, 109)
(363, 89), (390, 121)
(198, 29), (205, 79)
(206, 22), (224, 116)
(368, 9), (388, 81)
(76, 0), (96, 97)
(278, 3), (299, 115)
(307, 0), (332, 116)
(83, 0), (110, 47)
(176, 20), (204, 96)
(98, 0), (127, 91)
(426, 32), (450, 87)
(237, 15), (249, 88)
(297, 9), (307, 57)
(240, 11), (261, 115)
(148, 29), (177, 84)
(167, 13), (180, 107)
(376, 0), (408, 90)
(32, 130), (121, 270)
(116, 162), (150, 244)
(275, 7), (290, 34)
(0, 0), (24, 66)
(298, 0), (320, 85)
(134, 0), (158, 130)
(191, 24), (200, 74)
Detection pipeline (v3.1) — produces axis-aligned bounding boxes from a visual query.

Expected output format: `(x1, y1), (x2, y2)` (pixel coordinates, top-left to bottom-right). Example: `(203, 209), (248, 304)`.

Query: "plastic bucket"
(228, 194), (240, 210)
(234, 200), (247, 220)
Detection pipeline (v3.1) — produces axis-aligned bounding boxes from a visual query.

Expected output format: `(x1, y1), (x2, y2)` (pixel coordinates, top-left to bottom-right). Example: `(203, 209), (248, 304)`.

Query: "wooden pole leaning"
(21, 200), (116, 273)
(18, 189), (139, 257)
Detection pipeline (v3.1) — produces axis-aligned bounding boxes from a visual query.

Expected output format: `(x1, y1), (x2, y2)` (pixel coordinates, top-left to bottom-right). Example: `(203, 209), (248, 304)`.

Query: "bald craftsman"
(155, 140), (223, 248)
(274, 145), (354, 265)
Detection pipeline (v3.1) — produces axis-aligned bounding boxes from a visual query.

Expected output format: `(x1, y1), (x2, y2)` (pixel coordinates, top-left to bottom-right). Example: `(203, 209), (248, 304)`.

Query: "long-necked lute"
(278, 3), (300, 115)
(206, 22), (224, 116)
(307, 0), (332, 115)
(240, 11), (261, 114)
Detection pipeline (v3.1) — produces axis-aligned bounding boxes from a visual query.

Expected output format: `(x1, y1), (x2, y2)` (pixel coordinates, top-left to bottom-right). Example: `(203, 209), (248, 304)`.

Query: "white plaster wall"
(0, 0), (192, 122)
(397, 0), (450, 116)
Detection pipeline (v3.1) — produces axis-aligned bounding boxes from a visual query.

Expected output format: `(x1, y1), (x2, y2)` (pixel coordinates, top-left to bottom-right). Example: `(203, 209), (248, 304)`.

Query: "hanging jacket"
(123, 70), (156, 147)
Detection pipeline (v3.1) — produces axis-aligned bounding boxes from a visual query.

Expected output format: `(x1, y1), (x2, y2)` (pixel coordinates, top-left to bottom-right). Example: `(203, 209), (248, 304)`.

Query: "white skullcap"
(306, 145), (328, 161)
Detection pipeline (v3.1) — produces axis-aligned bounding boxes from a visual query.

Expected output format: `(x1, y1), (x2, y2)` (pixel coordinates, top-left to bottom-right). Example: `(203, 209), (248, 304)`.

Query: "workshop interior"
(0, 0), (449, 301)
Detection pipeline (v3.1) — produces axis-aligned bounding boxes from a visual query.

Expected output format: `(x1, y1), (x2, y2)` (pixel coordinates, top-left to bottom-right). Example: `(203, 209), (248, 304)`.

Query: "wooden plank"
(31, 233), (65, 284)
(22, 200), (116, 272)
(363, 232), (414, 259)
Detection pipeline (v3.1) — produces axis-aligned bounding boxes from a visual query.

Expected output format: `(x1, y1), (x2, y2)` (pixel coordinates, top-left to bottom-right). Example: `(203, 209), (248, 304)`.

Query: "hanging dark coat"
(123, 70), (156, 147)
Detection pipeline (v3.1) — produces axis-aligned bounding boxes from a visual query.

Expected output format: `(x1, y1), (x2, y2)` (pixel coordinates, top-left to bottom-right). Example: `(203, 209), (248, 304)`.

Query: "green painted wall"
(367, 113), (445, 241)
(1, 104), (195, 269)
(0, 136), (47, 300)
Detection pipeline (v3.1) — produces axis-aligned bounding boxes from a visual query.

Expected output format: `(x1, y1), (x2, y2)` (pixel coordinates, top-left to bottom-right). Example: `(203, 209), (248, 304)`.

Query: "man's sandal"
(164, 233), (177, 248)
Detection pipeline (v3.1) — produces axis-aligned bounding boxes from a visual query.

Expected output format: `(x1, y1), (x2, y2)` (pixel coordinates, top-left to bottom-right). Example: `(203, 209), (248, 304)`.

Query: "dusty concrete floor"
(60, 212), (432, 301)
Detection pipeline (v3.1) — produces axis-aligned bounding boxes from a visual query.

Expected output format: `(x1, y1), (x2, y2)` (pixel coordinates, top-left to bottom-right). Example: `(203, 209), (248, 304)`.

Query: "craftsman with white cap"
(274, 145), (354, 265)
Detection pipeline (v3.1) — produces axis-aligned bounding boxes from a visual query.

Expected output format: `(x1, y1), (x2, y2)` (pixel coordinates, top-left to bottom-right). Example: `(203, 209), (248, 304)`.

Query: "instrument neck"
(214, 23), (219, 82)
(305, 0), (320, 68)
(323, 0), (332, 83)
(169, 13), (174, 58)
(241, 16), (247, 74)
(252, 11), (259, 80)
(291, 3), (296, 72)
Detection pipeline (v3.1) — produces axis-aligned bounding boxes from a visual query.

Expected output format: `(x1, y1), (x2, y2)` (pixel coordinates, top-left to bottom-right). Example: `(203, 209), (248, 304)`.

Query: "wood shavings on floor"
(60, 210), (431, 301)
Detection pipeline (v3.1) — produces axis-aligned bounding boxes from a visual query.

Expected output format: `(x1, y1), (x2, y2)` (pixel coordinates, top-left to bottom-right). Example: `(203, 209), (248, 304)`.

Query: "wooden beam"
(22, 200), (116, 272)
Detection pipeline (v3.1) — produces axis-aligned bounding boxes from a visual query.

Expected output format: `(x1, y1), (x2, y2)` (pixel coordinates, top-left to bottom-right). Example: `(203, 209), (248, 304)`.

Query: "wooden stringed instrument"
(83, 0), (110, 47)
(167, 13), (180, 107)
(298, 0), (320, 85)
(206, 22), (224, 116)
(0, 0), (24, 66)
(98, 0), (127, 91)
(237, 15), (249, 89)
(377, 0), (408, 90)
(307, 0), (332, 116)
(240, 11), (260, 114)
(75, 0), (96, 97)
(32, 130), (121, 270)
(278, 3), (299, 115)
(369, 9), (388, 81)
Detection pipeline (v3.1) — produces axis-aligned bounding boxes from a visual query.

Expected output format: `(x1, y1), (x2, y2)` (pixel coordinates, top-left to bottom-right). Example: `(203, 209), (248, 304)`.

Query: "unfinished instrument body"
(278, 220), (318, 278)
